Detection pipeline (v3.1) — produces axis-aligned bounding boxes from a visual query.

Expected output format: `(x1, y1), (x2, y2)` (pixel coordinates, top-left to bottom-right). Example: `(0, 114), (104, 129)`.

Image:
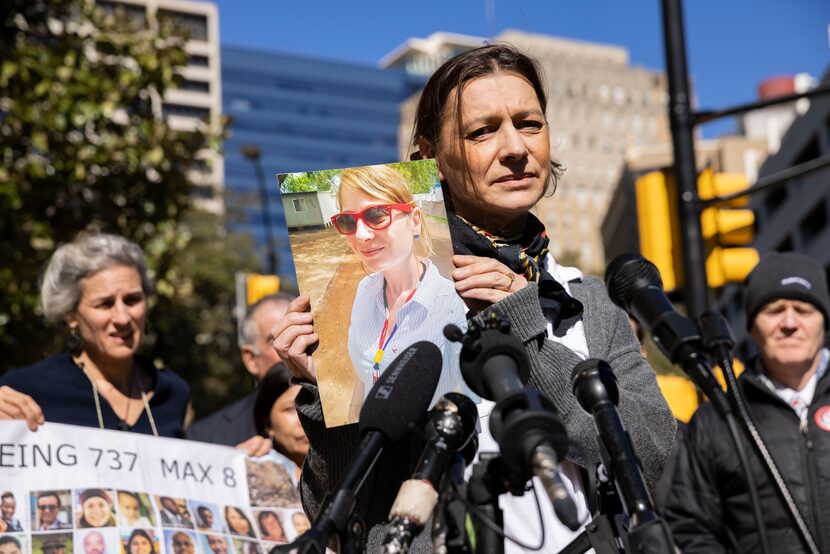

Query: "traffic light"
(245, 273), (281, 305)
(635, 171), (683, 292)
(697, 169), (759, 288)
(635, 168), (758, 291)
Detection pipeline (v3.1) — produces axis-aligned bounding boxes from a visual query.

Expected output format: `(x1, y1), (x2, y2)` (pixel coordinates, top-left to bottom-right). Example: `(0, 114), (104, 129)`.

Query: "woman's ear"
(417, 138), (445, 181)
(65, 312), (78, 329)
(411, 207), (423, 238)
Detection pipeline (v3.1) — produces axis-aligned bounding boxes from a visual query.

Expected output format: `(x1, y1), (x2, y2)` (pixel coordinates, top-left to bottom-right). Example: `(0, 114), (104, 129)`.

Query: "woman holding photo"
(331, 165), (472, 419)
(272, 44), (675, 551)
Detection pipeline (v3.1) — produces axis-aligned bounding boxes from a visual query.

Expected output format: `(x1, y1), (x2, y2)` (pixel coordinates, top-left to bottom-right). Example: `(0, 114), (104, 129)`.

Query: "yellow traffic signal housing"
(635, 171), (683, 292)
(698, 169), (759, 288)
(246, 273), (281, 305)
(635, 168), (759, 291)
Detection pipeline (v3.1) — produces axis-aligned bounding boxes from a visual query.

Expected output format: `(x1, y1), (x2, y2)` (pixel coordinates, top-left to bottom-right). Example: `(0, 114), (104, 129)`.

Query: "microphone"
(382, 392), (478, 554)
(571, 359), (655, 526)
(448, 320), (580, 531)
(276, 341), (443, 554)
(604, 253), (731, 416)
(571, 358), (675, 551)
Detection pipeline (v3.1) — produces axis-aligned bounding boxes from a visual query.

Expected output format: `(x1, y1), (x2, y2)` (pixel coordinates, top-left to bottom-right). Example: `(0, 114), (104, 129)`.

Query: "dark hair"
(413, 43), (563, 197)
(225, 506), (255, 538)
(1, 491), (14, 501)
(0, 536), (21, 549)
(253, 364), (293, 437)
(37, 491), (61, 506)
(256, 510), (283, 536)
(128, 529), (156, 554)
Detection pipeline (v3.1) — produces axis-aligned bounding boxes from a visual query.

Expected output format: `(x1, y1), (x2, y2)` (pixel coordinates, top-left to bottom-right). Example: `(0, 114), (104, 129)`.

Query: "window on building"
(798, 200), (828, 246)
(162, 103), (210, 119)
(96, 1), (147, 27)
(187, 54), (210, 67)
(191, 184), (214, 199)
(177, 79), (210, 93)
(292, 198), (308, 212)
(158, 9), (208, 41)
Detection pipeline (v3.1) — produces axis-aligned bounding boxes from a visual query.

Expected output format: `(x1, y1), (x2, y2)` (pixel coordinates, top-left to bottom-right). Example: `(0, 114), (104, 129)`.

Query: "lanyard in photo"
(372, 262), (427, 383)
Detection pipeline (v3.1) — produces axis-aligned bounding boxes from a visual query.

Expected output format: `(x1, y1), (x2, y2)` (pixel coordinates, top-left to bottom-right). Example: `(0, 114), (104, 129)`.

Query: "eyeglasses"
(38, 504), (59, 511)
(331, 203), (414, 235)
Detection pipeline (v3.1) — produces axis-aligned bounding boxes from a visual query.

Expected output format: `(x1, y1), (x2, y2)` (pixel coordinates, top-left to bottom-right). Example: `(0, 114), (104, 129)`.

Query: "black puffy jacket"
(664, 365), (830, 553)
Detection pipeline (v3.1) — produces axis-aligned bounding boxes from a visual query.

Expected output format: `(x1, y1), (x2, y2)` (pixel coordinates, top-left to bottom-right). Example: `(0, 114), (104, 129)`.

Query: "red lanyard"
(372, 264), (426, 382)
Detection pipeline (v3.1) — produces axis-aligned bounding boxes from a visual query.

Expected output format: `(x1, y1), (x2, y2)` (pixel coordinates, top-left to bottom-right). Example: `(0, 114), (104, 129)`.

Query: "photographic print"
(277, 160), (471, 427)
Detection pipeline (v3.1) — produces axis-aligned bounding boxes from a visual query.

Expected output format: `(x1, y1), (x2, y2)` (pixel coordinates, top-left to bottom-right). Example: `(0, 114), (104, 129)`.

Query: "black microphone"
(382, 392), (478, 554)
(275, 341), (443, 554)
(449, 321), (580, 531)
(571, 358), (675, 552)
(605, 253), (731, 416)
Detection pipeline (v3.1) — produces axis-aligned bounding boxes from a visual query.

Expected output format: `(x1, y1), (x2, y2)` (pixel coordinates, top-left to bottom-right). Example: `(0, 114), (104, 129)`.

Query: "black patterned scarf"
(448, 211), (584, 325)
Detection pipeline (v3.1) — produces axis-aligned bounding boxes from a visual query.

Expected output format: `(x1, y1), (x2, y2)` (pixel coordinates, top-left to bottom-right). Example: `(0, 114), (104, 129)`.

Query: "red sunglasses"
(330, 203), (414, 235)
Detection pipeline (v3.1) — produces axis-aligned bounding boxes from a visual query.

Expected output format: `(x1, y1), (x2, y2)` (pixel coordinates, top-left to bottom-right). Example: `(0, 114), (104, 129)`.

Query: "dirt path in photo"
(289, 221), (456, 427)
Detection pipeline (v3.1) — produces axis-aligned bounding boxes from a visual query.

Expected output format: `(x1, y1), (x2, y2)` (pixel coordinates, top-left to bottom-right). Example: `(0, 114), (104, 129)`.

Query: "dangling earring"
(66, 326), (84, 356)
(414, 233), (420, 240)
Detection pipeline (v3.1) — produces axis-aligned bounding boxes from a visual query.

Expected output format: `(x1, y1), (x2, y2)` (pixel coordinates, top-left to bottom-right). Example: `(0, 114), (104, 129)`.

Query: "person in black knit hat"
(666, 251), (830, 552)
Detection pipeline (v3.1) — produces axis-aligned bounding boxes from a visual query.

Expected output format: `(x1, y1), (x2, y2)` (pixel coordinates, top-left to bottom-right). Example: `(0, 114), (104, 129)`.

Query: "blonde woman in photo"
(331, 165), (471, 420)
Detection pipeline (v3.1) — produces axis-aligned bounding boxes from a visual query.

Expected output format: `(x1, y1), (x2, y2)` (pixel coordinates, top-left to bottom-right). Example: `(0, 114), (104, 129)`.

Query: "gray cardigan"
(295, 278), (676, 551)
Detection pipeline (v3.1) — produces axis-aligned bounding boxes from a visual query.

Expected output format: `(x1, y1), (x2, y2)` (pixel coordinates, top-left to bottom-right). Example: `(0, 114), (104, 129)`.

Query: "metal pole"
(241, 144), (278, 275)
(253, 158), (279, 275)
(660, 0), (709, 318)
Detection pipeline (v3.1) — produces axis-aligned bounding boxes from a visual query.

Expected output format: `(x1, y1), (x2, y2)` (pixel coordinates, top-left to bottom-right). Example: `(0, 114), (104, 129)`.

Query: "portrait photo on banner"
(1, 489), (28, 532)
(200, 532), (232, 554)
(115, 491), (156, 529)
(276, 160), (470, 427)
(75, 527), (119, 554)
(121, 528), (160, 554)
(30, 490), (72, 531)
(75, 489), (116, 528)
(0, 534), (26, 554)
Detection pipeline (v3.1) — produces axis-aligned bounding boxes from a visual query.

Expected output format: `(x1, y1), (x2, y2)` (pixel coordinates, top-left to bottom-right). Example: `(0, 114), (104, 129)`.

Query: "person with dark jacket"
(665, 251), (830, 552)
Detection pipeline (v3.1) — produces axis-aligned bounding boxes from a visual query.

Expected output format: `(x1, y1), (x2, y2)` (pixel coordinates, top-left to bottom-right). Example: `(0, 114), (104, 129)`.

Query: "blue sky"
(209, 0), (829, 137)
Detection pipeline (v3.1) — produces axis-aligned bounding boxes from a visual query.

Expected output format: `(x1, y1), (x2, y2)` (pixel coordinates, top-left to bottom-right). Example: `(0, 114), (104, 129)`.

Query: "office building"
(222, 46), (425, 277)
(100, 0), (224, 212)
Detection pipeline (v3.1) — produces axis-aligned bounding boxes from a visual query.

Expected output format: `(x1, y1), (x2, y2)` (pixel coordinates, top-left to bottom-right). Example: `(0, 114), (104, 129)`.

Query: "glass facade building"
(221, 46), (425, 279)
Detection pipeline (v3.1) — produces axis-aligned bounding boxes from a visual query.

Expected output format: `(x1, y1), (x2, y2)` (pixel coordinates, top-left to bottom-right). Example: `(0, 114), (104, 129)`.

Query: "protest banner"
(0, 422), (309, 554)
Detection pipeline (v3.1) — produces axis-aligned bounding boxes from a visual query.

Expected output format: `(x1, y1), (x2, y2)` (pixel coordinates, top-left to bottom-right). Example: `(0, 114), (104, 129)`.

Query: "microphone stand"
(466, 453), (507, 554)
(445, 315), (577, 552)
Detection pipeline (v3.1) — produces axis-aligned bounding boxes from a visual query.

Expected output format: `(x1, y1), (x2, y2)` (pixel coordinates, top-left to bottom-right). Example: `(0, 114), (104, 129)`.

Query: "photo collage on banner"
(0, 435), (309, 554)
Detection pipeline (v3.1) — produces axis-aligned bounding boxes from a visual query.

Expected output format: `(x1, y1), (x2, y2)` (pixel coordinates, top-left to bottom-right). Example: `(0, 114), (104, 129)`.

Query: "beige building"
(383, 30), (671, 271)
(100, 0), (223, 212)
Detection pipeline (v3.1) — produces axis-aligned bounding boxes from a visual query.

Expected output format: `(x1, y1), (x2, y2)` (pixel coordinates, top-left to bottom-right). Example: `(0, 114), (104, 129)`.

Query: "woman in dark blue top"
(0, 232), (189, 437)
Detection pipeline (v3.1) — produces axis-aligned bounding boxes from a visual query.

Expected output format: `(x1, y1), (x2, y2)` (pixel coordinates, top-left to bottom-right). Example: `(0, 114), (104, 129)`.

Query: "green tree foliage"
(279, 160), (439, 195)
(279, 169), (340, 193)
(0, 0), (259, 415)
(389, 160), (439, 194)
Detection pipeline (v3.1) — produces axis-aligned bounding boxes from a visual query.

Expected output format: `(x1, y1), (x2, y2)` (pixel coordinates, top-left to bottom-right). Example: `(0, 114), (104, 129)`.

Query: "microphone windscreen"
(604, 253), (663, 309)
(570, 358), (618, 411)
(359, 341), (443, 441)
